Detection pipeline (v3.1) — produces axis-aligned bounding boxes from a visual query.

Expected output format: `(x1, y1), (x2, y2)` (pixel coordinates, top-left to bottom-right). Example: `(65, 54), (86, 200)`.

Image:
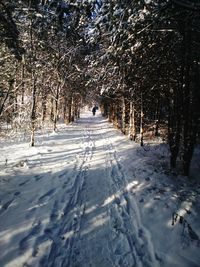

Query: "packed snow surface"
(0, 110), (200, 267)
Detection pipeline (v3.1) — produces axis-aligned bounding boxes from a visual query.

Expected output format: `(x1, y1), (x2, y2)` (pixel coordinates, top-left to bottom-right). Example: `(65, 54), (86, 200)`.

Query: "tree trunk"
(41, 75), (47, 122)
(0, 79), (14, 117)
(63, 96), (67, 123)
(50, 96), (54, 122)
(41, 94), (47, 122)
(129, 101), (136, 141)
(74, 95), (81, 119)
(108, 103), (114, 123)
(53, 84), (60, 131)
(71, 96), (75, 122)
(183, 62), (200, 176)
(182, 20), (192, 176)
(67, 95), (73, 124)
(140, 93), (144, 146)
(121, 95), (126, 134)
(168, 87), (181, 170)
(21, 60), (25, 105)
(113, 103), (118, 128)
(30, 72), (37, 147)
(30, 14), (37, 147)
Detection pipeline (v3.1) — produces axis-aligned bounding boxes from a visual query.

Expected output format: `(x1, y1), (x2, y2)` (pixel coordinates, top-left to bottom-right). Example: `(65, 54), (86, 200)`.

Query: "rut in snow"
(102, 134), (158, 267)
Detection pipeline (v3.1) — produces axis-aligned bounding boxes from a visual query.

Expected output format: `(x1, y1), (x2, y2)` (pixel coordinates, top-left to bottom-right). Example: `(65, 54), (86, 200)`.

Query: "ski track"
(102, 135), (158, 267)
(30, 125), (95, 267)
(0, 113), (159, 267)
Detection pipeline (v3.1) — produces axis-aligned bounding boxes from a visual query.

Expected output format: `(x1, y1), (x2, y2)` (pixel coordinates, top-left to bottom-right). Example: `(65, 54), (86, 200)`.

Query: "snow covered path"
(0, 111), (200, 267)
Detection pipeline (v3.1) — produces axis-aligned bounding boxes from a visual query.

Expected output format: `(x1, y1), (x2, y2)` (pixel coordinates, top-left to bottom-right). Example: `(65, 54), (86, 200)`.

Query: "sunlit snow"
(0, 110), (200, 267)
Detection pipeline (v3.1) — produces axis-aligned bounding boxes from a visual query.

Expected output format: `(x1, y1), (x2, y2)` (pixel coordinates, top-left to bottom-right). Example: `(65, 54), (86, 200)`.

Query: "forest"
(1, 0), (200, 176)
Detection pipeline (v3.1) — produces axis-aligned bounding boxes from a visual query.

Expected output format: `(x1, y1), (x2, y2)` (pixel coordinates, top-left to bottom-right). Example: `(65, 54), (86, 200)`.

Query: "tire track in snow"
(103, 134), (159, 267)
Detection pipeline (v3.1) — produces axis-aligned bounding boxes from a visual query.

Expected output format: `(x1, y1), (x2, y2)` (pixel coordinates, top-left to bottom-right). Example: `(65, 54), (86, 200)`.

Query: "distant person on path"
(92, 106), (98, 116)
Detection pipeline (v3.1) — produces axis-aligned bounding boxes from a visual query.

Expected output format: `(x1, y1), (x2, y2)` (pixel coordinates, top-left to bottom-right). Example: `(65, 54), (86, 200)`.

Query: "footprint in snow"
(19, 180), (29, 187)
(19, 220), (42, 252)
(38, 188), (56, 203)
(43, 225), (60, 242)
(32, 234), (48, 257)
(0, 198), (14, 215)
(25, 207), (37, 219)
(50, 200), (59, 221)
(34, 175), (43, 181)
(14, 191), (21, 196)
(58, 171), (68, 179)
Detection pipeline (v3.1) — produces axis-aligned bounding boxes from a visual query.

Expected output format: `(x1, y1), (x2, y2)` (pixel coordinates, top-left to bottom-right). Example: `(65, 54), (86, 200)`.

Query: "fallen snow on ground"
(0, 110), (200, 267)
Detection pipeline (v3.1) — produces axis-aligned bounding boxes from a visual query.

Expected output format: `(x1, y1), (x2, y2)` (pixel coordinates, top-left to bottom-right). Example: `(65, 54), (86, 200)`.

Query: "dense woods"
(0, 0), (200, 176)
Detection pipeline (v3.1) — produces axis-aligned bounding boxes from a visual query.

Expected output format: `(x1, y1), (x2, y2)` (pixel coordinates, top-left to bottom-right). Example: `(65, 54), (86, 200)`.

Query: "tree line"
(93, 0), (200, 176)
(0, 0), (93, 145)
(0, 0), (200, 176)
